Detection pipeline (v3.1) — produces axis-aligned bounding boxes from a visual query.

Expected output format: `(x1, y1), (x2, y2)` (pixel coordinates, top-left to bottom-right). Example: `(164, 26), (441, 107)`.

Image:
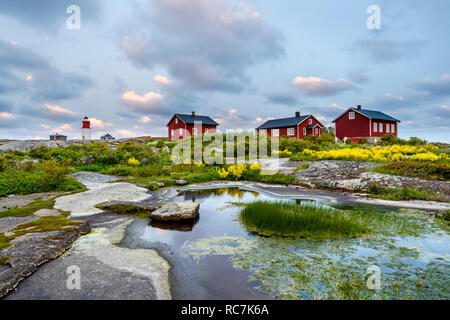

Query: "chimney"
(357, 105), (361, 110)
(295, 111), (300, 117)
(192, 111), (196, 116)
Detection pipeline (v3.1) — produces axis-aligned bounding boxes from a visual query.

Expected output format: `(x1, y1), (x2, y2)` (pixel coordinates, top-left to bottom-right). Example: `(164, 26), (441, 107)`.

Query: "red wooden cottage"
(256, 112), (324, 139)
(332, 105), (400, 143)
(167, 112), (218, 140)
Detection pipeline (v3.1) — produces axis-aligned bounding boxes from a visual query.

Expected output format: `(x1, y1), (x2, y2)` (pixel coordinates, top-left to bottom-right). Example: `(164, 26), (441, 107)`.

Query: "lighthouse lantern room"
(81, 116), (91, 141)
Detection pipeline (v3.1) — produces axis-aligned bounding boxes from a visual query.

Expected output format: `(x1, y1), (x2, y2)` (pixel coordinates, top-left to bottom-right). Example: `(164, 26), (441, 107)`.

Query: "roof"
(306, 124), (319, 129)
(101, 134), (114, 138)
(333, 108), (400, 123)
(50, 133), (67, 137)
(256, 115), (309, 130)
(167, 114), (218, 126)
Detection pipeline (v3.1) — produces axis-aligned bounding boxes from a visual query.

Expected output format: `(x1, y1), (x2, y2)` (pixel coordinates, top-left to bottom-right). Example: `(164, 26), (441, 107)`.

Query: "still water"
(140, 188), (450, 300)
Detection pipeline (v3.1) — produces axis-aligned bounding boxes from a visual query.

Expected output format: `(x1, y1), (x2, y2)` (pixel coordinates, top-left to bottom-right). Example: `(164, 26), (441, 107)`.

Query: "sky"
(0, 0), (449, 142)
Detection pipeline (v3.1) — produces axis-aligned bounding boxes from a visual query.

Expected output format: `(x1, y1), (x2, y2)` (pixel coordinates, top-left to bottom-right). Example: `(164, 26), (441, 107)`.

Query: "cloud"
(90, 117), (113, 128)
(292, 76), (354, 96)
(352, 39), (423, 63)
(116, 129), (137, 138)
(0, 0), (102, 32)
(28, 104), (80, 122)
(40, 124), (50, 129)
(154, 75), (170, 86)
(0, 39), (93, 102)
(121, 91), (165, 114)
(412, 74), (450, 96)
(347, 71), (369, 83)
(52, 123), (74, 134)
(264, 92), (299, 106)
(120, 0), (284, 93)
(139, 116), (151, 124)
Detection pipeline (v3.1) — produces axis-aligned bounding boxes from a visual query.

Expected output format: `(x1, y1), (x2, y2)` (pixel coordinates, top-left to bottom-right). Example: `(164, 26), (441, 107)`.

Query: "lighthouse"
(81, 116), (91, 141)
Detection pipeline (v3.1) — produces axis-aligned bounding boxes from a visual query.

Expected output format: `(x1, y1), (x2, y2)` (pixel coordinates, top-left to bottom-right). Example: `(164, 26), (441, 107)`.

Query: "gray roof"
(170, 114), (218, 126)
(50, 133), (67, 137)
(256, 115), (309, 130)
(306, 124), (319, 129)
(351, 108), (400, 122)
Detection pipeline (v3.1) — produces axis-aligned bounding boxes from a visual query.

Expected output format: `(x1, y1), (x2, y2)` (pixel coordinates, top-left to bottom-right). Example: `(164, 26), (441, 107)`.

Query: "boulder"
(33, 209), (61, 217)
(173, 179), (188, 185)
(155, 182), (165, 187)
(150, 202), (200, 221)
(96, 201), (160, 217)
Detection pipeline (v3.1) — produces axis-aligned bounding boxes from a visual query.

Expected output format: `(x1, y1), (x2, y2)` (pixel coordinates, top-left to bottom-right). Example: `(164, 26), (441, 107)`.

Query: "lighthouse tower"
(81, 116), (91, 141)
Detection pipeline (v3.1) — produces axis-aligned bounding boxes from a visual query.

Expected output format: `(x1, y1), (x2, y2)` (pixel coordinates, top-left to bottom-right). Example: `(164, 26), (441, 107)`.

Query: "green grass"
(240, 201), (427, 239)
(240, 201), (372, 239)
(0, 198), (55, 218)
(0, 212), (84, 251)
(367, 184), (449, 202)
(0, 169), (85, 197)
(370, 161), (450, 181)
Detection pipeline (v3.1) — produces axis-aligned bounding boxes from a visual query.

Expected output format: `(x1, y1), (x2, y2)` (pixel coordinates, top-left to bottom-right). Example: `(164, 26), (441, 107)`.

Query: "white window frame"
(315, 128), (319, 134)
(386, 124), (390, 133)
(349, 112), (355, 120)
(287, 127), (295, 136)
(373, 123), (377, 132)
(205, 128), (208, 134)
(272, 129), (279, 137)
(391, 124), (395, 133)
(192, 127), (197, 135)
(171, 129), (174, 136)
(379, 123), (383, 132)
(308, 119), (313, 125)
(179, 128), (183, 135)
(175, 118), (178, 124)
(303, 127), (306, 136)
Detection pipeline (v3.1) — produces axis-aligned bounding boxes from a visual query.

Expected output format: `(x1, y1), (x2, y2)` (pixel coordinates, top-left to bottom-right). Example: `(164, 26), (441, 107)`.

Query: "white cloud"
(122, 91), (164, 114)
(90, 117), (113, 128)
(0, 112), (15, 119)
(40, 124), (50, 129)
(139, 116), (151, 124)
(43, 104), (78, 118)
(116, 129), (137, 138)
(154, 75), (170, 86)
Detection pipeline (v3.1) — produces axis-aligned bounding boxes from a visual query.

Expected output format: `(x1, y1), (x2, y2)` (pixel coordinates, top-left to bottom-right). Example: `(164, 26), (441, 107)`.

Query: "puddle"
(139, 187), (450, 300)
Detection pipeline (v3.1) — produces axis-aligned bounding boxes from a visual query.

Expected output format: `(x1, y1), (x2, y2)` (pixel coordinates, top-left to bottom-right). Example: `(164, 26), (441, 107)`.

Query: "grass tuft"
(240, 201), (372, 239)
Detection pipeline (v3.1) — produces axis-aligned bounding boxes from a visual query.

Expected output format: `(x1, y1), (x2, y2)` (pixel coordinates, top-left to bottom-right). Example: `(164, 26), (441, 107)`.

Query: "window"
(171, 129), (174, 136)
(175, 118), (178, 124)
(315, 128), (319, 134)
(272, 129), (279, 137)
(205, 128), (208, 134)
(287, 127), (295, 136)
(386, 125), (390, 133)
(373, 123), (378, 132)
(349, 112), (355, 120)
(179, 128), (183, 135)
(391, 124), (395, 133)
(379, 123), (383, 132)
(193, 128), (197, 135)
(308, 119), (313, 125)
(303, 127), (306, 136)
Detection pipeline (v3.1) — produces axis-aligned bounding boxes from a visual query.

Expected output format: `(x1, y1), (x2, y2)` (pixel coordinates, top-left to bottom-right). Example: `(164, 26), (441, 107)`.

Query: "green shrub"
(370, 161), (450, 181)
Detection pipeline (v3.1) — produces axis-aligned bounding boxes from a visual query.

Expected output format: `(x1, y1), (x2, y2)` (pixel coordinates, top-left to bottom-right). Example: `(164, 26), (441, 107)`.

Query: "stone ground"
(1, 172), (171, 300)
(1, 166), (449, 300)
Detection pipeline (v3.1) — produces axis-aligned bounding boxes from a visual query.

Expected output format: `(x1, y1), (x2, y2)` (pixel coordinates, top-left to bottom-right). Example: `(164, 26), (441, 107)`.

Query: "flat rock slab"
(70, 172), (122, 190)
(54, 182), (151, 217)
(0, 192), (63, 213)
(0, 216), (39, 234)
(96, 201), (160, 216)
(33, 209), (61, 217)
(151, 202), (200, 221)
(173, 180), (188, 185)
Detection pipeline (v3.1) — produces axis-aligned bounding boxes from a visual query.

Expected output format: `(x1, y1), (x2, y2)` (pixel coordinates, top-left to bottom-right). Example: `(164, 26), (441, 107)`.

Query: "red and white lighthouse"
(81, 116), (91, 141)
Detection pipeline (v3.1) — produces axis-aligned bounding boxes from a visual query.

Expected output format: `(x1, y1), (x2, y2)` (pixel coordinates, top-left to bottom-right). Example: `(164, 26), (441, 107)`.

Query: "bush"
(371, 161), (450, 181)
